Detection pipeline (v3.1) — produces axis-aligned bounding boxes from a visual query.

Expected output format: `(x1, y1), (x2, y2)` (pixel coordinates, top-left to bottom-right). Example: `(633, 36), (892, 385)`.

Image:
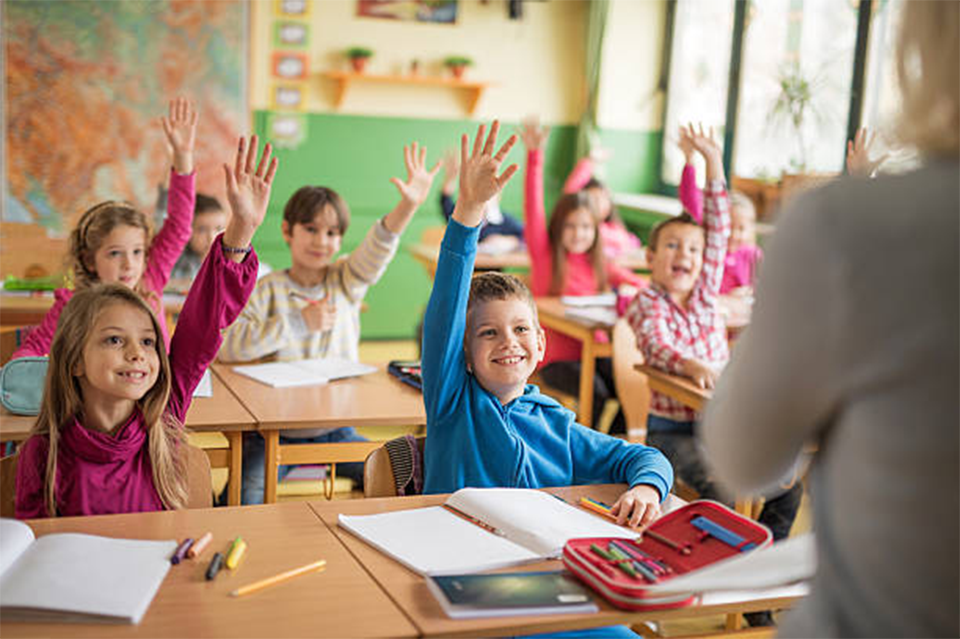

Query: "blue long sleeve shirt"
(421, 219), (673, 498)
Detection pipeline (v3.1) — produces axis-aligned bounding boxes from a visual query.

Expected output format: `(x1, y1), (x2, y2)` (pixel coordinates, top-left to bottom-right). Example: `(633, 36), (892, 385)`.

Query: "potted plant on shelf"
(443, 55), (473, 80)
(346, 47), (373, 73)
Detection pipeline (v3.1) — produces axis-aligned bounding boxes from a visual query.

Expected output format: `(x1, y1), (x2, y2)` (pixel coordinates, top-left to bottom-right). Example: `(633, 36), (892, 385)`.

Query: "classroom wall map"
(3, 1), (247, 234)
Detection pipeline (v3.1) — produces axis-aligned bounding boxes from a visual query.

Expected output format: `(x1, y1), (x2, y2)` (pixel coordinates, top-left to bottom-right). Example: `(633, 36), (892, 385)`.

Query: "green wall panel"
(252, 112), (661, 339)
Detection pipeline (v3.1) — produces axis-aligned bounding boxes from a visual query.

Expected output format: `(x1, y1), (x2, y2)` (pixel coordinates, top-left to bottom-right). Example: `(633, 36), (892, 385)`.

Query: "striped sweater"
(219, 219), (400, 363)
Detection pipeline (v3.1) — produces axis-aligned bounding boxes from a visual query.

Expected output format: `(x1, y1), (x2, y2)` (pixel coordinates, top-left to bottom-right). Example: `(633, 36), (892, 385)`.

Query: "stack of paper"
(232, 358), (377, 388)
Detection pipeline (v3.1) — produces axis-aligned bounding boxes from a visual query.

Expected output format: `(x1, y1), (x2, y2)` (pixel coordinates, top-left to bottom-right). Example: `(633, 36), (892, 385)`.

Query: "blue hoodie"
(422, 219), (673, 498)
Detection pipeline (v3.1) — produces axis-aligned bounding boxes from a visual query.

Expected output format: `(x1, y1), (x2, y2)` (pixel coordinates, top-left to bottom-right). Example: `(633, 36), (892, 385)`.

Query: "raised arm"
(846, 127), (889, 177)
(519, 117), (552, 294)
(688, 124), (730, 296)
(677, 124), (704, 222)
(167, 136), (278, 419)
(144, 98), (199, 293)
(423, 122), (518, 420)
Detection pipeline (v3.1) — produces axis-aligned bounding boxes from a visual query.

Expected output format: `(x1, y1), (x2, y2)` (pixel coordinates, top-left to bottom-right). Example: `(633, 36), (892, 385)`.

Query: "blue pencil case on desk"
(388, 360), (422, 391)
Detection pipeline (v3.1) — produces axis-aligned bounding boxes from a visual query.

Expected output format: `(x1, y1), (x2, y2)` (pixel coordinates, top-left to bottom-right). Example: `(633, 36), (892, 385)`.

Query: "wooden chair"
(0, 325), (35, 366)
(528, 371), (578, 412)
(0, 444), (213, 517)
(363, 435), (425, 498)
(611, 318), (650, 443)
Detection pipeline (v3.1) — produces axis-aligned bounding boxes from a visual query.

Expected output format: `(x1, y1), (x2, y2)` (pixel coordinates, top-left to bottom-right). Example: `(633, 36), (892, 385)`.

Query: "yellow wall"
(598, 0), (666, 131)
(251, 0), (587, 124)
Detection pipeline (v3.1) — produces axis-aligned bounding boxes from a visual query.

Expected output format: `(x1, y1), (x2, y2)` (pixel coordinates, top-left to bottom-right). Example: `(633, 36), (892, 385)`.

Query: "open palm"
(223, 135), (278, 231)
(459, 121), (519, 212)
(161, 97), (198, 157)
(391, 142), (440, 206)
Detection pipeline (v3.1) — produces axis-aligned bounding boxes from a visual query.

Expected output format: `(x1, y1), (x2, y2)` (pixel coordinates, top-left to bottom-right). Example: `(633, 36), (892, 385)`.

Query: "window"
(733, 0), (858, 178)
(660, 0), (735, 188)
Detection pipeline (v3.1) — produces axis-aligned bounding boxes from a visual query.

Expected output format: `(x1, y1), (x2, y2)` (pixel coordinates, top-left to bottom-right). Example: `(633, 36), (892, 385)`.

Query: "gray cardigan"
(700, 161), (959, 638)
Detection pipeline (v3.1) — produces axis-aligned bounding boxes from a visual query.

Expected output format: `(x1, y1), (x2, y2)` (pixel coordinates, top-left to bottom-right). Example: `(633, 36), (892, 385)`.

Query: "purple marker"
(171, 538), (194, 565)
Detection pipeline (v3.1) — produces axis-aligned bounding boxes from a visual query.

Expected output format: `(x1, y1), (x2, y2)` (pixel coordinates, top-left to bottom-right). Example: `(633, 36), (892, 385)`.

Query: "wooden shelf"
(321, 70), (491, 115)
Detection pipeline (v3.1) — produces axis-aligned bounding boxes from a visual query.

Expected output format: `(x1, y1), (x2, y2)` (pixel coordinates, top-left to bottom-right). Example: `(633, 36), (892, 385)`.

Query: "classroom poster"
(357, 0), (458, 24)
(2, 1), (248, 235)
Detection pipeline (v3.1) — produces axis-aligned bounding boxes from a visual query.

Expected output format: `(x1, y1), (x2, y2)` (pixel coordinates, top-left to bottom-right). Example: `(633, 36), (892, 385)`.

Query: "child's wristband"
(221, 243), (253, 254)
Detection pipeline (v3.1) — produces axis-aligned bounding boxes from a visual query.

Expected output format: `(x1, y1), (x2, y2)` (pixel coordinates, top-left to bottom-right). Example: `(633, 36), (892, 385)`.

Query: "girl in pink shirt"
(563, 154), (643, 259)
(12, 98), (199, 359)
(521, 117), (644, 432)
(15, 136), (278, 519)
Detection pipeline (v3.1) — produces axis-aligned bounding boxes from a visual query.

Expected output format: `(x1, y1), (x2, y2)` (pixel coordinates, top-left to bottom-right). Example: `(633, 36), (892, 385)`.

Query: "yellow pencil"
(229, 559), (327, 597)
(226, 537), (247, 569)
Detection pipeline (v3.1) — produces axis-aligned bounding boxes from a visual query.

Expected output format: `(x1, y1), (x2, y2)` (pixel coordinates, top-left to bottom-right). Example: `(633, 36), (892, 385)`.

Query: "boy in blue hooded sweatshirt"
(422, 121), (673, 529)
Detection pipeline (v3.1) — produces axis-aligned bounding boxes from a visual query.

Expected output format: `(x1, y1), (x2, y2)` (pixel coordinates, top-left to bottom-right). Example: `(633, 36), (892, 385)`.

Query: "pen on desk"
(442, 504), (505, 537)
(171, 538), (193, 565)
(579, 496), (615, 519)
(188, 532), (213, 559)
(226, 537), (247, 569)
(230, 559), (327, 598)
(206, 553), (225, 581)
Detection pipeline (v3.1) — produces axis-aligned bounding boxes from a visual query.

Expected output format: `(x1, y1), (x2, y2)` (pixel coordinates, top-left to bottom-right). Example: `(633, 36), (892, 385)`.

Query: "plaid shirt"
(627, 180), (731, 421)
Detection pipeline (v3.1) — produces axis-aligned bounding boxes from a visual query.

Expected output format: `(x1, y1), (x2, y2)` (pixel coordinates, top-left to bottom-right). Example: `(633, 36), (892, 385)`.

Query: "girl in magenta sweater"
(15, 136), (278, 518)
(12, 98), (199, 359)
(520, 117), (644, 432)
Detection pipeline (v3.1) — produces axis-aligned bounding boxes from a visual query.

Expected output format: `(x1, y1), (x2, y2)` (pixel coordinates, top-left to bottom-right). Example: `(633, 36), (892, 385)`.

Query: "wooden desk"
(311, 484), (805, 638)
(213, 362), (426, 504)
(0, 368), (255, 506)
(535, 297), (615, 428)
(0, 502), (417, 638)
(635, 364), (711, 413)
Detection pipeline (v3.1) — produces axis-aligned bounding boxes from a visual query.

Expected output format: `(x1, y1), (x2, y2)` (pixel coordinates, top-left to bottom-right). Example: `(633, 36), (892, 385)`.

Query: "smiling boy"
(422, 122), (672, 529)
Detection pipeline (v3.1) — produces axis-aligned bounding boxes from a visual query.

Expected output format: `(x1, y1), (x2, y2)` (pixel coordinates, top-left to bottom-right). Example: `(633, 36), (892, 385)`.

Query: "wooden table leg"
(263, 430), (280, 504)
(579, 337), (596, 428)
(225, 431), (243, 506)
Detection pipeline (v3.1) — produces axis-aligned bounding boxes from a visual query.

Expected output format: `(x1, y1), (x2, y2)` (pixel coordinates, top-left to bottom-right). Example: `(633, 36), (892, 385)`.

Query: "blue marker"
(691, 516), (756, 552)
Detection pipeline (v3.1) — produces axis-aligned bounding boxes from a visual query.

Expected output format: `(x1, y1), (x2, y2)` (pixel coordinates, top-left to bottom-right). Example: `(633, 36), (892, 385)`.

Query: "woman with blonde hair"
(699, 2), (958, 636)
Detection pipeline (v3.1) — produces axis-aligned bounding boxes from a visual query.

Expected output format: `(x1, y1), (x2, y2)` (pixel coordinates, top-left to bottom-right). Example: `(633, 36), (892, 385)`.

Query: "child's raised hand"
(390, 142), (441, 207)
(161, 97), (199, 175)
(610, 485), (661, 530)
(301, 297), (337, 333)
(687, 123), (723, 181)
(677, 124), (695, 163)
(221, 135), (278, 257)
(440, 150), (460, 194)
(453, 120), (519, 227)
(518, 116), (550, 150)
(846, 127), (888, 177)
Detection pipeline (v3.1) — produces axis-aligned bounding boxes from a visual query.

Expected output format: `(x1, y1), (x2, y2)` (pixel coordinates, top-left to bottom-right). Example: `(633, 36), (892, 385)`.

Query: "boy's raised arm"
(422, 122), (517, 420)
(688, 124), (730, 296)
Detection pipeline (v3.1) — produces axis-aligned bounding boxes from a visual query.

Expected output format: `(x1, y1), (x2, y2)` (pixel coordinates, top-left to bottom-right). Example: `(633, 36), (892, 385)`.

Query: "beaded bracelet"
(221, 243), (253, 254)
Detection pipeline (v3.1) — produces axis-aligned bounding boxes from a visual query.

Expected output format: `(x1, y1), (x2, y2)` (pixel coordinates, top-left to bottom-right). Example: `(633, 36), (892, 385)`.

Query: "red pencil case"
(562, 500), (772, 611)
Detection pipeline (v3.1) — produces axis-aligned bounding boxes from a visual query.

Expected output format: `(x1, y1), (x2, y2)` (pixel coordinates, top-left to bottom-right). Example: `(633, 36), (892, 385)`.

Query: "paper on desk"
(642, 533), (816, 595)
(192, 369), (212, 398)
(564, 307), (618, 326)
(561, 293), (617, 308)
(233, 358), (377, 388)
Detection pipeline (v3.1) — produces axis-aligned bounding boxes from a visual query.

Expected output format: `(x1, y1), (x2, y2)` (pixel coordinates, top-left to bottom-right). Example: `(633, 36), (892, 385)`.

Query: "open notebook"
(0, 519), (175, 624)
(338, 488), (639, 576)
(232, 358), (377, 388)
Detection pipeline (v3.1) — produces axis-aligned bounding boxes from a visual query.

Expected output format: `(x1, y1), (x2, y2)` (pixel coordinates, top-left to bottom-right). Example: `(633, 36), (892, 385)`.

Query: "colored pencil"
(230, 560), (326, 597)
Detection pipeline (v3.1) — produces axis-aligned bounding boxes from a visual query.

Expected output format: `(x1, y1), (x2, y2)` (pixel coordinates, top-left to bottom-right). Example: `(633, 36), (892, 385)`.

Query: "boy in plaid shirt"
(626, 126), (800, 624)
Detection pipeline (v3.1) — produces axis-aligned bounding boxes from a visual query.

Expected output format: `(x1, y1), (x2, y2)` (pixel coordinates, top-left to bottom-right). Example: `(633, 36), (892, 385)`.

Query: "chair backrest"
(0, 326), (35, 366)
(0, 444), (211, 517)
(184, 444), (213, 509)
(611, 318), (650, 443)
(363, 435), (425, 498)
(0, 453), (18, 518)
